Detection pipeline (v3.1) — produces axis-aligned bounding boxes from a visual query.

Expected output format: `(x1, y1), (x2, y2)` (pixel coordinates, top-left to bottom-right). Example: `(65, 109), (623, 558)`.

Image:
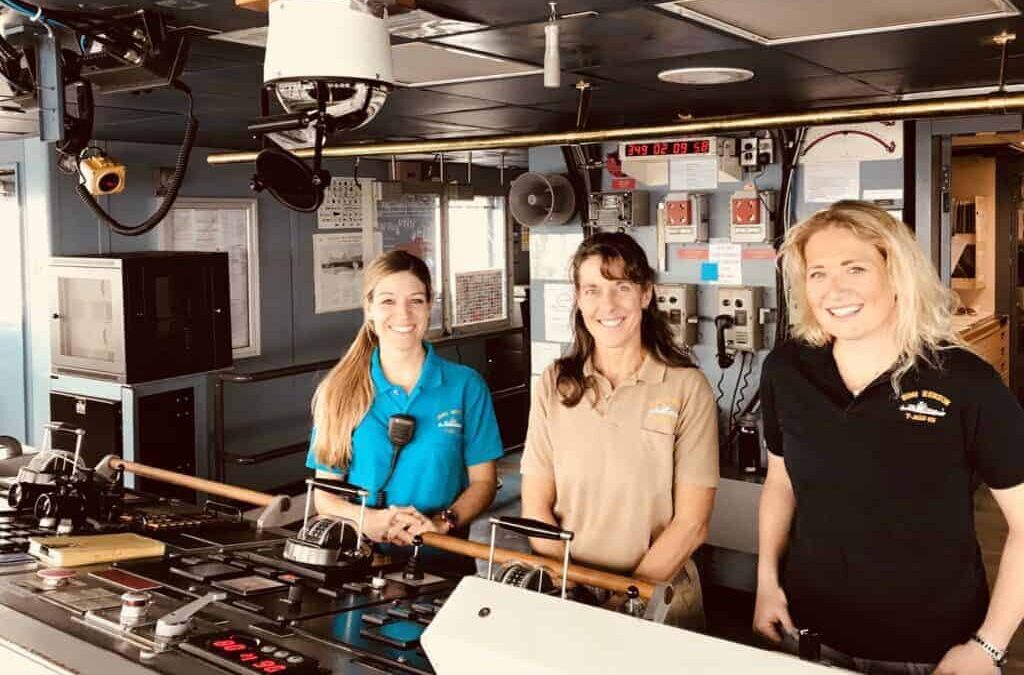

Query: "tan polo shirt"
(521, 355), (719, 573)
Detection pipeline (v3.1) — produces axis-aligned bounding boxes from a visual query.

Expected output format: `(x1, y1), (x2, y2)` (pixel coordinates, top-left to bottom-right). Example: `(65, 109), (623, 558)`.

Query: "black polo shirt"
(760, 340), (1024, 662)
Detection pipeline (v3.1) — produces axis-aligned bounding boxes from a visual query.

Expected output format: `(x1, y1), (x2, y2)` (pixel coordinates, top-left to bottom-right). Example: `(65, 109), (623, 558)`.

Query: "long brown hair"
(311, 250), (433, 467)
(555, 232), (695, 407)
(779, 200), (964, 393)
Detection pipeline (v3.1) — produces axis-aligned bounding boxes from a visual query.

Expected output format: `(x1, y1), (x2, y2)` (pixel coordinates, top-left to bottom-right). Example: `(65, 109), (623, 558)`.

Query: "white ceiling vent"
(656, 0), (1020, 44)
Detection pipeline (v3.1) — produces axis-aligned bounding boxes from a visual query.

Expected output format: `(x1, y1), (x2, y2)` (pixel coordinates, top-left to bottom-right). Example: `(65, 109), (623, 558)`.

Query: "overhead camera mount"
(248, 81), (334, 213)
(245, 0), (395, 213)
(0, 3), (196, 236)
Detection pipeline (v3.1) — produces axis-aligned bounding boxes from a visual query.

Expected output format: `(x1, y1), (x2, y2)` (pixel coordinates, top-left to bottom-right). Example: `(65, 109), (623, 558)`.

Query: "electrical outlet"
(757, 137), (774, 166)
(740, 137), (759, 168)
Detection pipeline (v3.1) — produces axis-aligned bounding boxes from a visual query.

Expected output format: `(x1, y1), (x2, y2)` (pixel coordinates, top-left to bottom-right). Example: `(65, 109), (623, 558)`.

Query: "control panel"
(716, 286), (762, 354)
(587, 190), (650, 229)
(730, 188), (776, 243)
(654, 284), (698, 347)
(660, 192), (709, 244)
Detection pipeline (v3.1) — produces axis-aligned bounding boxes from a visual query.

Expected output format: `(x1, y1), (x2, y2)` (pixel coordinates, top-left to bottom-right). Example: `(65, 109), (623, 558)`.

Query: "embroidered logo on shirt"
(898, 389), (950, 424)
(436, 409), (463, 434)
(647, 401), (680, 419)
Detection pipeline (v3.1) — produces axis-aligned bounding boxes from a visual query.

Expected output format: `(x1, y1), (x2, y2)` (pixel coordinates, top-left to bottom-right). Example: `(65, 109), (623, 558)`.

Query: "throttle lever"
(491, 516), (573, 542)
(301, 477), (369, 552)
(155, 591), (226, 639)
(487, 516), (574, 600)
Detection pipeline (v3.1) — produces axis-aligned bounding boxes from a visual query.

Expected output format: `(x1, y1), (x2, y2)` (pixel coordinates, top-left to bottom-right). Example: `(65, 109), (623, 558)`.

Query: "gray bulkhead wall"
(527, 134), (905, 459)
(23, 140), (507, 491)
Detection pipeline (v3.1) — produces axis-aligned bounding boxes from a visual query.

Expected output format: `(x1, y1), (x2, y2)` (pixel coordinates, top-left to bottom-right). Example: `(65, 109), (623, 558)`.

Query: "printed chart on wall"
(454, 269), (504, 326)
(313, 233), (364, 314)
(162, 198), (260, 358)
(317, 177), (374, 230)
(314, 177), (377, 315)
(376, 193), (439, 259)
(543, 283), (575, 343)
(529, 231), (583, 281)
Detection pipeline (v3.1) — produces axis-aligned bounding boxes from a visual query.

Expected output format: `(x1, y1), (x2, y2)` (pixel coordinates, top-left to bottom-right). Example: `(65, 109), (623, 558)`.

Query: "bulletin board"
(159, 197), (261, 359)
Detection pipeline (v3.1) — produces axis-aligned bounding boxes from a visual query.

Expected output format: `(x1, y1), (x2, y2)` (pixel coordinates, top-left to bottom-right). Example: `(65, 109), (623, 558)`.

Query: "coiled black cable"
(74, 80), (197, 237)
(732, 352), (754, 430)
(714, 368), (727, 410)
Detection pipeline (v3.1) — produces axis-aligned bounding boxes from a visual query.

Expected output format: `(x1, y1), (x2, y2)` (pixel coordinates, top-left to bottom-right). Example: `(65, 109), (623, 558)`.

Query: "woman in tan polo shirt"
(521, 232), (719, 629)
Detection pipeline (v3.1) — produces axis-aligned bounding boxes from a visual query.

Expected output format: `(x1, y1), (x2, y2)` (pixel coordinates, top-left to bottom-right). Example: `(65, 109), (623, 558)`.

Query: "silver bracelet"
(971, 633), (1008, 667)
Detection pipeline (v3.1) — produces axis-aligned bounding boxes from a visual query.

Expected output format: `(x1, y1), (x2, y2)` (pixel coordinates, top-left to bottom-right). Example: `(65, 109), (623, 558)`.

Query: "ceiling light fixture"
(657, 67), (754, 85)
(544, 2), (560, 89)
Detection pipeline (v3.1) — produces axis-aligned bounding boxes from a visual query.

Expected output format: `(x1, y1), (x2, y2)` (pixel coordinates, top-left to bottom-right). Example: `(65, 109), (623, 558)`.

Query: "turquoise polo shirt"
(306, 343), (503, 513)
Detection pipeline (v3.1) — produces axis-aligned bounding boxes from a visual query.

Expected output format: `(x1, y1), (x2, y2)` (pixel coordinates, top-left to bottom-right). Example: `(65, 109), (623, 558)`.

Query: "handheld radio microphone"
(379, 414), (416, 507)
(714, 314), (736, 369)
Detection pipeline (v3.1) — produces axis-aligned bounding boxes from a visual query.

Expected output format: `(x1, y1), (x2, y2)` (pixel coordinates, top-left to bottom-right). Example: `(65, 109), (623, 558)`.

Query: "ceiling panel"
(181, 63), (264, 95)
(423, 74), (595, 106)
(344, 115), (495, 140)
(9, 0), (1024, 150)
(424, 106), (573, 131)
(384, 87), (509, 115)
(849, 55), (1024, 94)
(782, 15), (1024, 73)
(413, 0), (642, 26)
(93, 106), (178, 124)
(93, 116), (256, 149)
(432, 7), (747, 71)
(30, 0), (268, 33)
(579, 47), (837, 92)
(186, 37), (265, 67)
(660, 0), (1021, 44)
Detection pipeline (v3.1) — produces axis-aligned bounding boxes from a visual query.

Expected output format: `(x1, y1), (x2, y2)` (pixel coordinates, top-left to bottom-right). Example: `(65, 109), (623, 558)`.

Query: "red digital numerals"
(211, 639), (288, 672)
(625, 140), (711, 157)
(254, 660), (286, 673)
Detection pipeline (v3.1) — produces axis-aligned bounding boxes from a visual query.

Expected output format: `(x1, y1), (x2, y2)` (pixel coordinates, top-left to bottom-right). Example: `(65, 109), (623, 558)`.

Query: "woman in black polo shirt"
(754, 201), (1024, 674)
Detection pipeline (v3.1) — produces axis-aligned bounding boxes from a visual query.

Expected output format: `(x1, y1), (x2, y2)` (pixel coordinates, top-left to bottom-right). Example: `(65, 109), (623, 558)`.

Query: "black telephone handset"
(715, 314), (736, 369)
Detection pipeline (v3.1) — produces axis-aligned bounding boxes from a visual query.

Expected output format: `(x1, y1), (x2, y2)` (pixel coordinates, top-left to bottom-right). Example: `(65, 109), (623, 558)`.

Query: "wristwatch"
(439, 508), (460, 531)
(971, 633), (1008, 667)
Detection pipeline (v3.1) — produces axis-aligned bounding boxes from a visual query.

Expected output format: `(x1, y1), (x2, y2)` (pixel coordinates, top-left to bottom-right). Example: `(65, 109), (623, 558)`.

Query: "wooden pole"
(108, 458), (276, 507)
(110, 459), (654, 599)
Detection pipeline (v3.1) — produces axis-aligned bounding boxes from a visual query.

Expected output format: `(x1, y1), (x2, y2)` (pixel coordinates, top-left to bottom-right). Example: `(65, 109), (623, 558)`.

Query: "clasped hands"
(364, 505), (449, 546)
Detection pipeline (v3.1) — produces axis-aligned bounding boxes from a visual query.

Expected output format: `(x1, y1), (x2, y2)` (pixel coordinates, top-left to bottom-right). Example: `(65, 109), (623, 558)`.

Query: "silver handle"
(155, 591), (226, 638)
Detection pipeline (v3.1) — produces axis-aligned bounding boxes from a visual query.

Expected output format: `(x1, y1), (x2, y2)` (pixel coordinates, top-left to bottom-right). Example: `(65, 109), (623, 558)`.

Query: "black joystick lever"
(403, 534), (424, 581)
(798, 628), (822, 662)
(285, 583), (304, 605)
(378, 414), (416, 507)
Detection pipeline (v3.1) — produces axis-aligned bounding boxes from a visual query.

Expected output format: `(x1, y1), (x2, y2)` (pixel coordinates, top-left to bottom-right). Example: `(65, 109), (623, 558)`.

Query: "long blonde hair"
(779, 200), (964, 392)
(311, 250), (433, 468)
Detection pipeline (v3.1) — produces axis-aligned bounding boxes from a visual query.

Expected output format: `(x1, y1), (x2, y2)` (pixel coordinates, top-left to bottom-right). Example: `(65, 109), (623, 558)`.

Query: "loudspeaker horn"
(509, 172), (576, 227)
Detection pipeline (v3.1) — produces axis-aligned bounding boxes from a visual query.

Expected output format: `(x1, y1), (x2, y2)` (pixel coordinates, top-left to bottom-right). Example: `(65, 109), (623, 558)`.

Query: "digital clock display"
(623, 139), (712, 157)
(185, 631), (318, 675)
(212, 637), (288, 672)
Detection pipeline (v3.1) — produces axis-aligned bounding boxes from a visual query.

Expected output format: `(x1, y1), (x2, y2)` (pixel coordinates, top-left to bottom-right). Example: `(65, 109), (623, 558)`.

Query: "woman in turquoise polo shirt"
(306, 250), (503, 545)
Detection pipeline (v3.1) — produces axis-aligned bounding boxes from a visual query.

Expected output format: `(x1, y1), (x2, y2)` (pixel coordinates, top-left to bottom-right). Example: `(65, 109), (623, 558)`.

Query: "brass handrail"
(208, 92), (1024, 165)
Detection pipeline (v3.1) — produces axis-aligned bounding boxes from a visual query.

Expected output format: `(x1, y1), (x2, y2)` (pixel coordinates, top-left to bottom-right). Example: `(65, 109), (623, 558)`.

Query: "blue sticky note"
(700, 262), (719, 281)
